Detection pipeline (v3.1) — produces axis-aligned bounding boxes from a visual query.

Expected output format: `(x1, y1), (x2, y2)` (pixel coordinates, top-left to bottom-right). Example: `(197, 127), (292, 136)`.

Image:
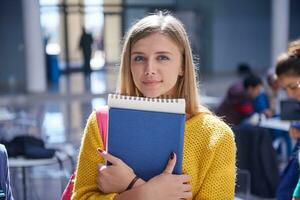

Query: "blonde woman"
(72, 12), (236, 200)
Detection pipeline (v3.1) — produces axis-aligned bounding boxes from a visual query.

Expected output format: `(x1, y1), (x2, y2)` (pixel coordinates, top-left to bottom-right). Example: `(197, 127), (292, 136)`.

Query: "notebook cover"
(107, 107), (185, 181)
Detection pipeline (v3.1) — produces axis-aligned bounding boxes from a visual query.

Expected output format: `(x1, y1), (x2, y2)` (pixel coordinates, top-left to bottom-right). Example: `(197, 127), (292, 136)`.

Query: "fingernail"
(169, 152), (174, 160)
(97, 148), (103, 153)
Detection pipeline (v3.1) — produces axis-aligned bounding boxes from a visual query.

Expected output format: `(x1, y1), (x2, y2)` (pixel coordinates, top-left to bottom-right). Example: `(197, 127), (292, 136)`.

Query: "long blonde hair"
(117, 12), (205, 117)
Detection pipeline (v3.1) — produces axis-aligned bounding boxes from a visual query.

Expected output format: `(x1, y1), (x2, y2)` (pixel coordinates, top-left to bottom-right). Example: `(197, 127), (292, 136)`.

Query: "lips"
(142, 80), (162, 85)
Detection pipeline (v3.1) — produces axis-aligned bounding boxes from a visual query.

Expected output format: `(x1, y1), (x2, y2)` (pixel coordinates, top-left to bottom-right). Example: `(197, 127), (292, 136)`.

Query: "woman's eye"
(158, 55), (170, 61)
(133, 56), (145, 62)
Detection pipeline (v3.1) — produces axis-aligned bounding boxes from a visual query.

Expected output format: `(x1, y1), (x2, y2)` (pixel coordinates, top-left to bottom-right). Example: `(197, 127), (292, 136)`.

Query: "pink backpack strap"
(95, 106), (108, 150)
(61, 107), (108, 200)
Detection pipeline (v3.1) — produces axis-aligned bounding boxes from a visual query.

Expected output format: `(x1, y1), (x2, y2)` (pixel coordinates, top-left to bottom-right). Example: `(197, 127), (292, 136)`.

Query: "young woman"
(275, 39), (300, 200)
(276, 40), (300, 102)
(72, 12), (236, 200)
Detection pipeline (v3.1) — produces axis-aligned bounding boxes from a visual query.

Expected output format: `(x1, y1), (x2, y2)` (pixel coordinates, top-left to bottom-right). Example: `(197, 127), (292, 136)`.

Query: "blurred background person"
(275, 38), (300, 200)
(266, 72), (281, 115)
(0, 144), (14, 200)
(216, 63), (253, 125)
(216, 72), (272, 126)
(79, 27), (94, 75)
(243, 74), (272, 118)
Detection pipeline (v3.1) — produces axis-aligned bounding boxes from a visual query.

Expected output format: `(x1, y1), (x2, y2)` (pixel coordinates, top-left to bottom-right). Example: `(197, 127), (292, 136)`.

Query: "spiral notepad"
(108, 94), (186, 113)
(107, 94), (186, 181)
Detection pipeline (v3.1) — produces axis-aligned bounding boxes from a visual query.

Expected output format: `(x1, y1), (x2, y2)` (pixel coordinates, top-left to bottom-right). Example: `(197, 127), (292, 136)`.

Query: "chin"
(141, 90), (163, 98)
(140, 87), (174, 98)
(143, 93), (161, 98)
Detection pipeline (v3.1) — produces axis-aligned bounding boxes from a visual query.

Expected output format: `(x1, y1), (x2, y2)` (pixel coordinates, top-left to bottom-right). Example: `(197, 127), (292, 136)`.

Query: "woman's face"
(130, 33), (183, 98)
(278, 74), (300, 101)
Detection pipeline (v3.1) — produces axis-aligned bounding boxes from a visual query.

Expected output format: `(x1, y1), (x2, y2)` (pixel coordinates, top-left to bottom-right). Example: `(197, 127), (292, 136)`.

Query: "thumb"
(97, 148), (120, 165)
(163, 152), (177, 174)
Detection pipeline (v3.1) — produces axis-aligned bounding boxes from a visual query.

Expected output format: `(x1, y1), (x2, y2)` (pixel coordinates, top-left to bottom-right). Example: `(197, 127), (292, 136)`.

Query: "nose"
(144, 59), (156, 76)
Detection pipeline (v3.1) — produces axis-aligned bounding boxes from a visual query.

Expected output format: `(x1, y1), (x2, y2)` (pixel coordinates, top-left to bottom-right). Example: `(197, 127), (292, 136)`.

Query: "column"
(271, 0), (290, 69)
(22, 0), (47, 93)
(103, 0), (122, 64)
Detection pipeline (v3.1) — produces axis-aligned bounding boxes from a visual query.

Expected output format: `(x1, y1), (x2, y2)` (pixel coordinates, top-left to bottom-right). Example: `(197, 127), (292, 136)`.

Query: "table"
(258, 118), (291, 131)
(0, 108), (15, 122)
(9, 151), (70, 200)
(200, 95), (221, 109)
(258, 117), (293, 164)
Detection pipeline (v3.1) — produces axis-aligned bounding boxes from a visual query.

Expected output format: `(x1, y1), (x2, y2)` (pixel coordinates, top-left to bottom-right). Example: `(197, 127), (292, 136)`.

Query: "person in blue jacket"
(0, 144), (14, 200)
(243, 74), (272, 117)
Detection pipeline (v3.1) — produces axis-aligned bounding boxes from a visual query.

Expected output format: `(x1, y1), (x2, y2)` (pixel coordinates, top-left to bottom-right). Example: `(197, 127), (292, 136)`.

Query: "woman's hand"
(263, 109), (273, 118)
(97, 148), (138, 193)
(143, 153), (192, 200)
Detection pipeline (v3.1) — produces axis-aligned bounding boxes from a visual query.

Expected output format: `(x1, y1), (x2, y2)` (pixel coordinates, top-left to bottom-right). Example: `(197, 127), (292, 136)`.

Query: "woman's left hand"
(96, 149), (137, 193)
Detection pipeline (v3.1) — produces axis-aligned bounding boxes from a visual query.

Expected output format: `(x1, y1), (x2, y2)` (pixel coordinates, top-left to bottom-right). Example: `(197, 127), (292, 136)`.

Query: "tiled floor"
(1, 69), (117, 199)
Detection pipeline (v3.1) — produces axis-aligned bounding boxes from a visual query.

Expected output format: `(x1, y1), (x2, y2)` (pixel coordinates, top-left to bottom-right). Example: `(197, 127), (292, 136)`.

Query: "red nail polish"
(170, 152), (174, 160)
(97, 148), (103, 153)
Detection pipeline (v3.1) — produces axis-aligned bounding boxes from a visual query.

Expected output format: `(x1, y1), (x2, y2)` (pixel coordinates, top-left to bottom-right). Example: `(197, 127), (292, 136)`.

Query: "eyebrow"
(283, 81), (300, 89)
(286, 81), (299, 86)
(131, 51), (173, 55)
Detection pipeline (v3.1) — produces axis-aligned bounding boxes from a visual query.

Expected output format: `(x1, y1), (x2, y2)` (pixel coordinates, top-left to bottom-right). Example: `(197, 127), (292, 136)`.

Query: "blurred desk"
(0, 108), (15, 121)
(259, 118), (292, 163)
(200, 95), (221, 109)
(259, 118), (290, 131)
(9, 151), (69, 200)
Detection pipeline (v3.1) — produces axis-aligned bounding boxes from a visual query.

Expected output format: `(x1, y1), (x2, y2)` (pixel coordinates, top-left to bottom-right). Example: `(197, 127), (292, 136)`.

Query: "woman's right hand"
(143, 153), (192, 200)
(97, 149), (138, 193)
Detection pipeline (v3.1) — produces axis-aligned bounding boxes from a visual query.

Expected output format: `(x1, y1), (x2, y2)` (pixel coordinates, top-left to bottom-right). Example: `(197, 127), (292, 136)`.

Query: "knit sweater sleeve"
(72, 112), (117, 200)
(194, 118), (236, 199)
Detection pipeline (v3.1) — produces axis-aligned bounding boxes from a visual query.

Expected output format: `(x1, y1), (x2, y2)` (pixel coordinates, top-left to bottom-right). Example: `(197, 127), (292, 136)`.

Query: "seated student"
(237, 63), (253, 78)
(266, 72), (281, 115)
(217, 74), (272, 126)
(0, 144), (14, 200)
(275, 38), (300, 200)
(243, 74), (272, 118)
(265, 71), (293, 157)
(216, 63), (253, 125)
(216, 79), (253, 125)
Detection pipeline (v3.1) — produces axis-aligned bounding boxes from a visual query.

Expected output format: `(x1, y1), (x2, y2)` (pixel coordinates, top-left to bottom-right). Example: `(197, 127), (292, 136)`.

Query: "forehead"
(278, 75), (300, 85)
(131, 33), (180, 52)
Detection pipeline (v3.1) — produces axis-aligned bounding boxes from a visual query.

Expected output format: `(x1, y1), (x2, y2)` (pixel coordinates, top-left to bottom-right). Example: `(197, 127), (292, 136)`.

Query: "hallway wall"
(0, 0), (26, 93)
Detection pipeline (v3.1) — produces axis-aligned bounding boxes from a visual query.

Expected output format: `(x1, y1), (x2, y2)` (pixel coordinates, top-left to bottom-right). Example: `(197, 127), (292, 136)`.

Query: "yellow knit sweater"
(72, 111), (236, 200)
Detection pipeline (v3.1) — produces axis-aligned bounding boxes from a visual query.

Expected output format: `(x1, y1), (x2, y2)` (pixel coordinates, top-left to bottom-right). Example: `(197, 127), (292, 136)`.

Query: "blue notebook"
(107, 94), (186, 181)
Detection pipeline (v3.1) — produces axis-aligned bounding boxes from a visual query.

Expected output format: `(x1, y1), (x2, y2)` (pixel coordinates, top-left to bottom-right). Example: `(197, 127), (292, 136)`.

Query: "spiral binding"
(109, 94), (180, 103)
(108, 94), (185, 114)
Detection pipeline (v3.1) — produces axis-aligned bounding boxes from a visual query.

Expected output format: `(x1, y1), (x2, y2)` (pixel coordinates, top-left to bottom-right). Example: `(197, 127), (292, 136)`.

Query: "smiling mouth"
(142, 80), (162, 85)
